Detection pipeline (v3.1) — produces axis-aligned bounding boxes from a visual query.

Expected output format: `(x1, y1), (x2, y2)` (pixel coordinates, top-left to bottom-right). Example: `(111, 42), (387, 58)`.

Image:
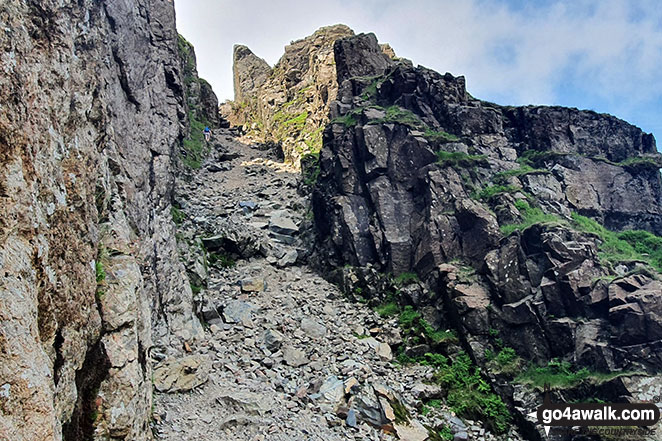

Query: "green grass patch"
(424, 129), (460, 143)
(432, 352), (511, 434)
(301, 152), (320, 187)
(190, 283), (202, 295)
(283, 111), (307, 127)
(391, 398), (411, 424)
(394, 272), (419, 286)
(617, 156), (662, 171)
(207, 251), (235, 268)
(436, 151), (488, 168)
(171, 205), (186, 226)
(331, 107), (365, 127)
(493, 165), (549, 184)
(368, 105), (424, 129)
(487, 347), (522, 376)
(500, 200), (563, 235)
(375, 301), (400, 318)
(571, 213), (662, 271)
(515, 358), (627, 390)
(181, 111), (210, 169)
(430, 425), (453, 441)
(474, 184), (520, 201)
(517, 150), (567, 168)
(399, 306), (457, 344)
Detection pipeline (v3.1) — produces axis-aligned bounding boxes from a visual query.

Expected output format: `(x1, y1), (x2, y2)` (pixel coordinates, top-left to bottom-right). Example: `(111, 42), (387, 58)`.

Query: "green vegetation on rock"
(500, 200), (562, 235)
(474, 184), (520, 201)
(171, 205), (186, 226)
(571, 213), (662, 271)
(182, 111), (210, 169)
(399, 306), (457, 344)
(301, 152), (321, 187)
(375, 301), (399, 318)
(515, 358), (628, 390)
(436, 151), (488, 168)
(423, 129), (460, 143)
(368, 105), (423, 129)
(393, 272), (419, 286)
(430, 352), (511, 434)
(493, 165), (549, 184)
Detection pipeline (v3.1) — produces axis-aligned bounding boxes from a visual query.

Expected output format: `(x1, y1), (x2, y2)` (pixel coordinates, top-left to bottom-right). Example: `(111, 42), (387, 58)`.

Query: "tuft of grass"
(500, 200), (563, 235)
(375, 302), (400, 318)
(331, 107), (366, 127)
(181, 111), (210, 169)
(301, 152), (320, 187)
(517, 150), (567, 168)
(493, 165), (549, 185)
(399, 306), (457, 344)
(432, 352), (511, 434)
(95, 260), (106, 284)
(488, 347), (522, 376)
(394, 272), (419, 286)
(207, 251), (235, 268)
(95, 245), (108, 300)
(171, 205), (186, 226)
(424, 129), (460, 143)
(474, 184), (520, 201)
(617, 156), (662, 171)
(436, 151), (488, 168)
(515, 358), (628, 390)
(368, 105), (424, 129)
(391, 398), (411, 425)
(571, 213), (662, 271)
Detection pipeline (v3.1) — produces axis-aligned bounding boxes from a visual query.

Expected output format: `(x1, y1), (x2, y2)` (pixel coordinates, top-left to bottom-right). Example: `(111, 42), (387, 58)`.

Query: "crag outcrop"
(225, 25), (400, 166)
(0, 1), (212, 439)
(312, 31), (662, 439)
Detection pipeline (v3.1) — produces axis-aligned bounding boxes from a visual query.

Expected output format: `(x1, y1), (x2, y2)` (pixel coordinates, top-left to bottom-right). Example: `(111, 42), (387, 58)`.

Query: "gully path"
(151, 129), (493, 441)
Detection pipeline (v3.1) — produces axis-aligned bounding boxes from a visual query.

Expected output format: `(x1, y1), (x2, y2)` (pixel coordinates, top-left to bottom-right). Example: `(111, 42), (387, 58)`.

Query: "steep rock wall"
(0, 1), (202, 440)
(312, 32), (662, 438)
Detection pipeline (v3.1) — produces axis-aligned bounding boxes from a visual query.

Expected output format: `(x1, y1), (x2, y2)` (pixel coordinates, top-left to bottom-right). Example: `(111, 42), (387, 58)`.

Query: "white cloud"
(174, 0), (662, 139)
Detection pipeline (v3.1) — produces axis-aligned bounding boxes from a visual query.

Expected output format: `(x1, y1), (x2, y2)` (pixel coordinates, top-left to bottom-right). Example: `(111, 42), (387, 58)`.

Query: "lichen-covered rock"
(0, 1), (203, 439)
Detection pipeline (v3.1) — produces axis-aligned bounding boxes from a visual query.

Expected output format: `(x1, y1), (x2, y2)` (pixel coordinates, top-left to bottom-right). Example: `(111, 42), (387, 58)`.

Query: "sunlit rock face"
(0, 1), (202, 439)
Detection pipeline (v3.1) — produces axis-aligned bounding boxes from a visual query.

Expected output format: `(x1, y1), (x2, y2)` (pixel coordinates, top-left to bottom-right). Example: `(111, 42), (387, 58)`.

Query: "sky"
(174, 0), (662, 145)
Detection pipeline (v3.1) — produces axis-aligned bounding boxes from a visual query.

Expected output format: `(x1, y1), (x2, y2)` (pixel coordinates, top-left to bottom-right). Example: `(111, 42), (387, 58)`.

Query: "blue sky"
(175, 0), (662, 146)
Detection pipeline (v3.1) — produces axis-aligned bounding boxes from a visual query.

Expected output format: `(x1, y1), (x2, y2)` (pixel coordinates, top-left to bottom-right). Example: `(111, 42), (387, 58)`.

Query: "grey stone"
(222, 300), (256, 327)
(153, 356), (210, 393)
(301, 318), (327, 339)
(283, 346), (309, 367)
(263, 329), (285, 352)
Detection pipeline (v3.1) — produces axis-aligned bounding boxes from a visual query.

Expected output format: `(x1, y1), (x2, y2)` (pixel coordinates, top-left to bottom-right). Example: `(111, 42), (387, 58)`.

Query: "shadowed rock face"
(0, 1), (202, 439)
(178, 35), (221, 127)
(313, 32), (662, 438)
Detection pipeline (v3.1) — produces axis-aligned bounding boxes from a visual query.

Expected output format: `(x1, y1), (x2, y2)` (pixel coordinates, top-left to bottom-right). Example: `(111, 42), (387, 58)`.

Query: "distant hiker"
(203, 126), (211, 142)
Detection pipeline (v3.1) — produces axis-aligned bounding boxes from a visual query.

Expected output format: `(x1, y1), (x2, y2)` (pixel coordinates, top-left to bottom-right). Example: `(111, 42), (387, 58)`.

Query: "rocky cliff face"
(312, 32), (662, 439)
(0, 1), (207, 440)
(226, 24), (386, 166)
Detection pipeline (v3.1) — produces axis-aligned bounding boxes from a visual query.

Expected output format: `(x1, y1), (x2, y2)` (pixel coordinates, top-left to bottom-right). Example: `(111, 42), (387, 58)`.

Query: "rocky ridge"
(224, 24), (401, 166)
